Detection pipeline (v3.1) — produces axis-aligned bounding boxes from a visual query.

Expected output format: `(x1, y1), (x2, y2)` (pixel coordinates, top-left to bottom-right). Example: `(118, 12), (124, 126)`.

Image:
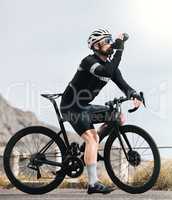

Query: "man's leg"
(81, 128), (114, 194)
(81, 129), (99, 186)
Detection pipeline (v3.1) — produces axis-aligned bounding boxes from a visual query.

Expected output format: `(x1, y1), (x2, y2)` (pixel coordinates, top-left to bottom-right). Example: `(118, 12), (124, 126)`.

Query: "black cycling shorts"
(60, 101), (109, 136)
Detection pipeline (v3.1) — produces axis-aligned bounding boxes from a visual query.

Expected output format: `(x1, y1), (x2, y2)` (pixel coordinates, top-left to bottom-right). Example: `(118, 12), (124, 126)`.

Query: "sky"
(0, 0), (172, 156)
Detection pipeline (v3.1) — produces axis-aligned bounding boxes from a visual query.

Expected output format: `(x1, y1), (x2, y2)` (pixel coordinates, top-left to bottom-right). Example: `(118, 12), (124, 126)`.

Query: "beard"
(99, 47), (114, 56)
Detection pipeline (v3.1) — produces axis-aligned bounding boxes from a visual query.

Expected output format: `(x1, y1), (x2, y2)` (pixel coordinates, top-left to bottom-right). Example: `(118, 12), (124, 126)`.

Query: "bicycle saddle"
(41, 93), (63, 100)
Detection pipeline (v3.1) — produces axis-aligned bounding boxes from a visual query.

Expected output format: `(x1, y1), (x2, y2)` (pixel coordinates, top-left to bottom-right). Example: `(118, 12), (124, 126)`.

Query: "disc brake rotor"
(128, 150), (141, 167)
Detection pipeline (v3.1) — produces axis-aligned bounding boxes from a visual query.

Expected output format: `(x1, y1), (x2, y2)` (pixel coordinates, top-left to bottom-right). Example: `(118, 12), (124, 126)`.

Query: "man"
(60, 28), (142, 194)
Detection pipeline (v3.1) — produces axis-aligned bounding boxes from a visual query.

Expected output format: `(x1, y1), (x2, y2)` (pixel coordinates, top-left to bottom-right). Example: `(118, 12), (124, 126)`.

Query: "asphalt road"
(0, 189), (171, 200)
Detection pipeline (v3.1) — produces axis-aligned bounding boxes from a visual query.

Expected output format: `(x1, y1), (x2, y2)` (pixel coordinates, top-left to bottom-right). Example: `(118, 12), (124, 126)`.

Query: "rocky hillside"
(0, 94), (82, 147)
(0, 94), (41, 146)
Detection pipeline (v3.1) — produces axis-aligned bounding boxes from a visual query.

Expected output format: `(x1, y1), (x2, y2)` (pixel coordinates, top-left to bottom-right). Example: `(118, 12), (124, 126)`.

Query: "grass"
(154, 159), (172, 190)
(132, 159), (172, 191)
(1, 159), (172, 190)
(0, 175), (12, 189)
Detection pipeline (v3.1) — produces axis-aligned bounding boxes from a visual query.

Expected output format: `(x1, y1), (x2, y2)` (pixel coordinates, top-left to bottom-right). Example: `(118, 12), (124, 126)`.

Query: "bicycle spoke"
(8, 131), (64, 189)
(134, 134), (140, 148)
(109, 130), (157, 188)
(18, 140), (33, 155)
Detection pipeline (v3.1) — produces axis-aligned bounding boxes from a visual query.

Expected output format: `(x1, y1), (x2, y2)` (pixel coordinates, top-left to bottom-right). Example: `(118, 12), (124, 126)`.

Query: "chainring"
(64, 157), (84, 178)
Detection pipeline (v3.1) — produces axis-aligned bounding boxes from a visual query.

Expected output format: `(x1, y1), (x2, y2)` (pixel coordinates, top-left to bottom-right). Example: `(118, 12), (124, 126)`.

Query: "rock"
(0, 94), (83, 146)
(0, 94), (42, 146)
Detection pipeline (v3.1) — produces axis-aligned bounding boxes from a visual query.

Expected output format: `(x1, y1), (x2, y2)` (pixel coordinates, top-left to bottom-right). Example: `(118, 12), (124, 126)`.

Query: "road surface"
(0, 189), (171, 200)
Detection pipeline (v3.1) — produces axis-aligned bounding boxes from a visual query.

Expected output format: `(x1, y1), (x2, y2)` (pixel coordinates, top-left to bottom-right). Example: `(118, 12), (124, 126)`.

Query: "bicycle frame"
(37, 96), (137, 167)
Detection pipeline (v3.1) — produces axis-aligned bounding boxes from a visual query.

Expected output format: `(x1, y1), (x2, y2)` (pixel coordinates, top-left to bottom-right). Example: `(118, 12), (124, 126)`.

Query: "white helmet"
(87, 28), (112, 49)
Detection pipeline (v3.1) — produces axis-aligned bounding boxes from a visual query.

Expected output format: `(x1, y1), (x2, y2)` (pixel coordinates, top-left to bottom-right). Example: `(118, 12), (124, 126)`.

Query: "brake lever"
(140, 91), (146, 107)
(128, 106), (139, 113)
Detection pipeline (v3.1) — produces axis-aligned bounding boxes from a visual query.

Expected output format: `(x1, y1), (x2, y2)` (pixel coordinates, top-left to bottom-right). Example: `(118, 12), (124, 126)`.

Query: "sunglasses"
(99, 37), (113, 46)
(104, 37), (113, 44)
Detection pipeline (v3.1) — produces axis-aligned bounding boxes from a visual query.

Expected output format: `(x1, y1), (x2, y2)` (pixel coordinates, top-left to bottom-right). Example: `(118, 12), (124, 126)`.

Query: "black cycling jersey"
(61, 50), (135, 108)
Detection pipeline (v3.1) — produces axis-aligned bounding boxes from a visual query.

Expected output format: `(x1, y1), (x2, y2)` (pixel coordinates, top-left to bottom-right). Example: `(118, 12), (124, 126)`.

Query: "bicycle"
(3, 92), (160, 194)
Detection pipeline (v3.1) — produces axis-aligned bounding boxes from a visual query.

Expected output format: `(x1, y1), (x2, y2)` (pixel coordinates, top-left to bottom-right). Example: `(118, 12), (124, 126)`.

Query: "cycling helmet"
(87, 28), (112, 49)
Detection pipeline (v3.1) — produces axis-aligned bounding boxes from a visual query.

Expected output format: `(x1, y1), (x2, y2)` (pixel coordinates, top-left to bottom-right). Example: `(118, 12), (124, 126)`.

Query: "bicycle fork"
(114, 126), (132, 161)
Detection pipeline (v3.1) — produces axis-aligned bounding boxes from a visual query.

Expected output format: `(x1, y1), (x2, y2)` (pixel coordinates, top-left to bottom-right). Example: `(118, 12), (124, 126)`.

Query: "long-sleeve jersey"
(61, 50), (135, 108)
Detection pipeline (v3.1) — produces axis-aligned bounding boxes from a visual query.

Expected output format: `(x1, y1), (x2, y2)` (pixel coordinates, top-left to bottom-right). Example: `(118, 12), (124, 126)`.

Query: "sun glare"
(131, 0), (172, 41)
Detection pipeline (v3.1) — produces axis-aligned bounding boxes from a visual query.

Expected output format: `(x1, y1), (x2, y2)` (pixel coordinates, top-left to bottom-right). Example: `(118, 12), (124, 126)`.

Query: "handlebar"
(105, 91), (146, 113)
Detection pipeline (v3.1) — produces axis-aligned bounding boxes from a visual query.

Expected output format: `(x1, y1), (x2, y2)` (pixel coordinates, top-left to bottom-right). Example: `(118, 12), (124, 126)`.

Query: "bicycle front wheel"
(104, 125), (160, 194)
(3, 126), (66, 194)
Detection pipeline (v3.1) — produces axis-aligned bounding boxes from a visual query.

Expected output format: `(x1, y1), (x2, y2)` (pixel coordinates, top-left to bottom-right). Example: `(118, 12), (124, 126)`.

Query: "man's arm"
(111, 68), (136, 98)
(80, 50), (123, 78)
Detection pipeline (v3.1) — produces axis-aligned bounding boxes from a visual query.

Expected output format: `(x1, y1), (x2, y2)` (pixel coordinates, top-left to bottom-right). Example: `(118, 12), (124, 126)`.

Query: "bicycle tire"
(104, 125), (160, 194)
(3, 126), (67, 194)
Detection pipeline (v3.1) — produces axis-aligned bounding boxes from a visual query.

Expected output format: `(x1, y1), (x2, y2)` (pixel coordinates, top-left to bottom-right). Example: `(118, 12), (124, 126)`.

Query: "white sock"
(86, 163), (98, 186)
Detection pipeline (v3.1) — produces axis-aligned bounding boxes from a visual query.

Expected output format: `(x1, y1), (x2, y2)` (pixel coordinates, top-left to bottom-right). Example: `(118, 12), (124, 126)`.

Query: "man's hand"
(132, 98), (142, 108)
(130, 92), (143, 108)
(117, 33), (124, 40)
(117, 33), (129, 41)
(112, 33), (129, 50)
(112, 38), (124, 50)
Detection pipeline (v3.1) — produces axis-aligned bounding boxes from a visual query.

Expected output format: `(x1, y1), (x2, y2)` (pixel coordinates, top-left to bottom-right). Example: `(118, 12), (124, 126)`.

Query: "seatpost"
(50, 99), (62, 121)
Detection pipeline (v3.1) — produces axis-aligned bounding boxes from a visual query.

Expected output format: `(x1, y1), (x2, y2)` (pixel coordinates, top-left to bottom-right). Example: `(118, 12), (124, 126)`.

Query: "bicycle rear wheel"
(104, 125), (160, 194)
(3, 126), (66, 194)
